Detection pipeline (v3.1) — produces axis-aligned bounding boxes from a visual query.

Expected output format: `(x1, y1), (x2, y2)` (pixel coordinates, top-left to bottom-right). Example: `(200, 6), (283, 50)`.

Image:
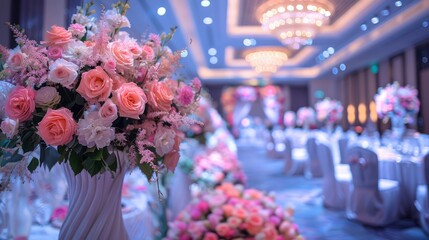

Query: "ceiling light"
(203, 17), (213, 25)
(423, 21), (429, 28)
(244, 47), (289, 74)
(371, 17), (379, 25)
(395, 1), (402, 7)
(360, 24), (368, 31)
(209, 56), (218, 64)
(180, 49), (188, 58)
(332, 67), (338, 75)
(208, 48), (217, 56)
(327, 47), (335, 54)
(339, 63), (346, 71)
(381, 8), (390, 16)
(256, 0), (334, 49)
(322, 51), (329, 58)
(157, 7), (166, 16)
(201, 0), (210, 7)
(243, 38), (257, 46)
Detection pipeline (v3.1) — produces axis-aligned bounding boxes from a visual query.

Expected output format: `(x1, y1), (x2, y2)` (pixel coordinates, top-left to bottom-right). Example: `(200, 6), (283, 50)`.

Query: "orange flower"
(44, 25), (72, 46)
(37, 108), (77, 146)
(76, 66), (112, 102)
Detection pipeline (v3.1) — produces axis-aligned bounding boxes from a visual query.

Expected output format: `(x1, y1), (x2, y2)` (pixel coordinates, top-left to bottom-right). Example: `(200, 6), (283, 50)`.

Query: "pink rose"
(0, 118), (19, 138)
(37, 108), (77, 146)
(99, 99), (118, 123)
(6, 47), (26, 72)
(68, 23), (86, 39)
(112, 82), (147, 119)
(141, 45), (155, 61)
(35, 86), (61, 109)
(110, 73), (127, 91)
(245, 214), (264, 235)
(164, 133), (182, 172)
(146, 81), (174, 112)
(197, 200), (209, 213)
(190, 208), (202, 220)
(103, 59), (116, 73)
(203, 232), (218, 240)
(215, 223), (232, 238)
(192, 77), (201, 91)
(47, 46), (63, 60)
(176, 85), (194, 106)
(108, 41), (134, 69)
(48, 58), (79, 88)
(77, 66), (113, 103)
(227, 216), (242, 228)
(43, 25), (72, 46)
(5, 86), (36, 121)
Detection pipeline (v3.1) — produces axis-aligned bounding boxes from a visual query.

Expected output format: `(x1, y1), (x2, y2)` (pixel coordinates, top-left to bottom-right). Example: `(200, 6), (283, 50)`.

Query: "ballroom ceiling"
(89, 0), (429, 85)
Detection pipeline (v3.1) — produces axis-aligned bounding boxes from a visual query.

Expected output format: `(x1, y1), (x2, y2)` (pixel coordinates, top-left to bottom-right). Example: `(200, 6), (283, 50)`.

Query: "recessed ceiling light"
(381, 8), (390, 16)
(322, 51), (329, 58)
(371, 17), (379, 24)
(422, 57), (428, 64)
(395, 1), (402, 7)
(360, 24), (368, 31)
(208, 48), (217, 56)
(318, 54), (325, 61)
(339, 63), (346, 71)
(327, 47), (335, 55)
(203, 17), (213, 25)
(209, 56), (218, 64)
(201, 0), (210, 7)
(332, 67), (338, 75)
(157, 7), (166, 16)
(180, 49), (188, 58)
(423, 21), (429, 28)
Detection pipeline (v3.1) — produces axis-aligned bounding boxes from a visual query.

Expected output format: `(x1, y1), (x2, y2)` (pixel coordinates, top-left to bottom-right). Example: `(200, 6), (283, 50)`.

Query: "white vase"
(7, 179), (32, 240)
(59, 152), (129, 240)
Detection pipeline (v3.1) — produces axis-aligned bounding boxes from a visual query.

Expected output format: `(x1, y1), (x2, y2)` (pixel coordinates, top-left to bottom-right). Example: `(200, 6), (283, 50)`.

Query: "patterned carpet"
(236, 144), (428, 240)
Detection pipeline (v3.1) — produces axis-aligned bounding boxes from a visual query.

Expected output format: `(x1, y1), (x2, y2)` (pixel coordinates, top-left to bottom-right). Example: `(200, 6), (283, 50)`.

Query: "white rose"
(48, 58), (79, 88)
(154, 128), (176, 156)
(1, 118), (19, 139)
(105, 10), (131, 29)
(35, 86), (61, 109)
(77, 112), (115, 149)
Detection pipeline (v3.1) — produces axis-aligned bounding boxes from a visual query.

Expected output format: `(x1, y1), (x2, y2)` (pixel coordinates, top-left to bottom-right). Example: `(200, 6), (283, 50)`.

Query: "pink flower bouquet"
(374, 82), (419, 122)
(0, 1), (200, 182)
(315, 98), (343, 124)
(283, 111), (296, 128)
(166, 183), (304, 240)
(192, 144), (246, 189)
(296, 107), (315, 127)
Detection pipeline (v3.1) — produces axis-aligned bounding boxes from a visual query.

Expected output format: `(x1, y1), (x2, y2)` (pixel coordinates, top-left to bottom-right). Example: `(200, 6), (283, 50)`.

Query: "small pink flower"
(68, 23), (86, 39)
(47, 46), (63, 60)
(5, 86), (36, 121)
(177, 85), (194, 106)
(6, 47), (27, 72)
(197, 200), (209, 213)
(190, 208), (202, 220)
(141, 45), (155, 61)
(51, 205), (68, 221)
(192, 77), (201, 91)
(99, 99), (118, 124)
(203, 232), (218, 240)
(0, 118), (19, 138)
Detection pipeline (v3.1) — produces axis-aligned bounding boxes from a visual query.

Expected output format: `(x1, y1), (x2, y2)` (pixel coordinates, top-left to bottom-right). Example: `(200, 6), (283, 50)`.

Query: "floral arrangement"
(235, 86), (257, 102)
(374, 82), (420, 122)
(315, 98), (343, 124)
(283, 111), (296, 128)
(0, 1), (200, 183)
(183, 95), (216, 146)
(296, 107), (315, 127)
(166, 183), (303, 240)
(191, 144), (246, 189)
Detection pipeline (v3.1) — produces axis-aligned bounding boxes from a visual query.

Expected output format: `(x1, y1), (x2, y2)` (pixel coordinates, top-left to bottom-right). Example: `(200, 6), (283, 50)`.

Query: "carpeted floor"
(236, 143), (428, 240)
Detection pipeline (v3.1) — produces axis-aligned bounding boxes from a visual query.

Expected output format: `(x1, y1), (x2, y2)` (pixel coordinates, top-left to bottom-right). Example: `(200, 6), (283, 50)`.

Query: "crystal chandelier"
(256, 0), (334, 49)
(244, 47), (289, 74)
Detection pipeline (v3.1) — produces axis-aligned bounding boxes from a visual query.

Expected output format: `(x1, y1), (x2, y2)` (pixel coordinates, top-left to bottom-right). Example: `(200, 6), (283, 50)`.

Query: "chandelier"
(244, 47), (289, 74)
(256, 0), (334, 49)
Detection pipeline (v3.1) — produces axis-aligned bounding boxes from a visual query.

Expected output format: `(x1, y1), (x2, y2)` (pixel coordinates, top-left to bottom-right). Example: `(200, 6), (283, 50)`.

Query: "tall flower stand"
(59, 153), (129, 240)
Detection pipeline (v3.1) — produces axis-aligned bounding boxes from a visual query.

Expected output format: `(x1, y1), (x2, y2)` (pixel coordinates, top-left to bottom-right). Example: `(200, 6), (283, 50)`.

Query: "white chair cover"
(306, 138), (323, 178)
(317, 143), (351, 209)
(284, 138), (306, 175)
(415, 154), (429, 235)
(346, 146), (400, 226)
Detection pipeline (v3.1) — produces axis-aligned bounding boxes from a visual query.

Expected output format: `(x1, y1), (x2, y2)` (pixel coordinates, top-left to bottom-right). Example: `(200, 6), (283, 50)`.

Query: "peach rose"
(112, 82), (147, 119)
(110, 73), (127, 91)
(245, 214), (264, 235)
(203, 232), (218, 240)
(77, 66), (112, 103)
(99, 99), (118, 123)
(215, 223), (231, 237)
(44, 25), (72, 46)
(5, 86), (36, 121)
(37, 108), (77, 146)
(227, 216), (242, 228)
(232, 208), (248, 220)
(108, 41), (134, 69)
(146, 81), (174, 112)
(141, 45), (155, 61)
(222, 205), (234, 217)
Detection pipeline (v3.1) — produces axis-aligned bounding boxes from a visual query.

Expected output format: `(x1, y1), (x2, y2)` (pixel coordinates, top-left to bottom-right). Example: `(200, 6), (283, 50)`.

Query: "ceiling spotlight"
(327, 47), (335, 55)
(209, 56), (218, 64)
(371, 17), (379, 24)
(339, 63), (346, 71)
(208, 48), (217, 56)
(201, 0), (210, 7)
(203, 17), (213, 25)
(332, 67), (339, 75)
(322, 51), (329, 58)
(381, 8), (390, 16)
(157, 7), (166, 16)
(423, 21), (429, 28)
(180, 49), (188, 58)
(395, 1), (402, 7)
(360, 24), (368, 31)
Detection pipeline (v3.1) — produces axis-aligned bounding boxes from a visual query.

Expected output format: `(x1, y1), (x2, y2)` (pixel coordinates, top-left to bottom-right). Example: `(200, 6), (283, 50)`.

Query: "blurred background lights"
(361, 24), (368, 31)
(209, 56), (218, 64)
(339, 63), (346, 71)
(371, 17), (379, 25)
(157, 7), (166, 16)
(201, 0), (210, 7)
(180, 49), (188, 58)
(203, 17), (213, 25)
(208, 48), (217, 56)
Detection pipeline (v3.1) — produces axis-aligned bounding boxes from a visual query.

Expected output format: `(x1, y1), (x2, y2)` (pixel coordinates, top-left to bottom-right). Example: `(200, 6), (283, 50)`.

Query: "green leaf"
(22, 131), (40, 153)
(40, 146), (60, 170)
(87, 149), (103, 161)
(69, 150), (83, 175)
(138, 162), (154, 182)
(27, 157), (39, 173)
(82, 158), (102, 176)
(105, 152), (116, 166)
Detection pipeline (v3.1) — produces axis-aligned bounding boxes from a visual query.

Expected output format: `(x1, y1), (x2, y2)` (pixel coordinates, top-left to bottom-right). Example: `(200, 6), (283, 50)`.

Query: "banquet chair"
(266, 131), (286, 159)
(317, 142), (351, 209)
(305, 138), (323, 178)
(284, 138), (306, 175)
(346, 146), (400, 226)
(415, 154), (429, 235)
(338, 137), (349, 164)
